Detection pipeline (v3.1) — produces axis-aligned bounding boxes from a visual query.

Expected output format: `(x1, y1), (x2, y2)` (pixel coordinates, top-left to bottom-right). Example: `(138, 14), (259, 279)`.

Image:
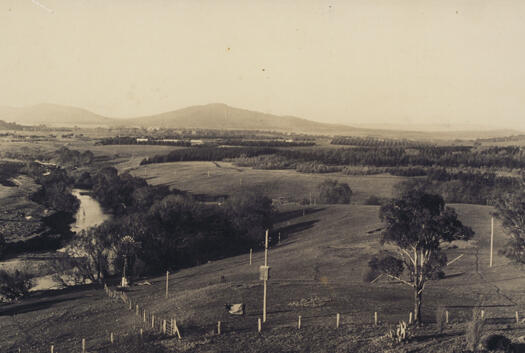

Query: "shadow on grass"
(445, 304), (515, 309)
(274, 220), (319, 240)
(443, 272), (465, 279)
(273, 207), (325, 224)
(193, 193), (229, 202)
(0, 294), (85, 316)
(410, 331), (463, 342)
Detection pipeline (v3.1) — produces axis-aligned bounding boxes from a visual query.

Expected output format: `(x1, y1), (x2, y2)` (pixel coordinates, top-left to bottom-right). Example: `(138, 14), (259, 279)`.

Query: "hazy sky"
(1, 0), (525, 129)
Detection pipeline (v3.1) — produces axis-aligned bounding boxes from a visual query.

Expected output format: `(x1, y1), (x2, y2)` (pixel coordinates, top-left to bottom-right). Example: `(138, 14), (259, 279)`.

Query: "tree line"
(57, 167), (274, 281)
(331, 136), (431, 148)
(397, 169), (521, 205)
(142, 145), (525, 169)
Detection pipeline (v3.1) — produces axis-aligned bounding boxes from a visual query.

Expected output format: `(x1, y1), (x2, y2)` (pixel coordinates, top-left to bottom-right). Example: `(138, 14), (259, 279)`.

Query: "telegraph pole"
(263, 229), (269, 322)
(165, 271), (169, 298)
(490, 216), (494, 267)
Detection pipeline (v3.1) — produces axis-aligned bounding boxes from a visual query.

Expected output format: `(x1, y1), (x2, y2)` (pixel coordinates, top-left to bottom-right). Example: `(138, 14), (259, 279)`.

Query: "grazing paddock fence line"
(6, 282), (525, 352)
(104, 284), (183, 340)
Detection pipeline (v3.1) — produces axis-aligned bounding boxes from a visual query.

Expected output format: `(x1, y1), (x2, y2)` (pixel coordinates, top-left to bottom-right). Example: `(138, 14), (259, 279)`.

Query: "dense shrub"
(0, 269), (33, 300)
(0, 234), (5, 260)
(223, 189), (274, 244)
(91, 167), (173, 215)
(31, 168), (80, 212)
(364, 195), (385, 205)
(55, 147), (94, 167)
(481, 334), (511, 352)
(0, 161), (23, 186)
(317, 179), (352, 204)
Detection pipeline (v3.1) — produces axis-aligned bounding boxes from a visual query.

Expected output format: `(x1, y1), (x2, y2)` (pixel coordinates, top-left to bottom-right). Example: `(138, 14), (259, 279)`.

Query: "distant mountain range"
(0, 103), (521, 139)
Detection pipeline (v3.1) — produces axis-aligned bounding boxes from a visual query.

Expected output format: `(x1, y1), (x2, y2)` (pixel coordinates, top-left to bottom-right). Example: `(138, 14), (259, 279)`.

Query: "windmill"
(120, 235), (141, 287)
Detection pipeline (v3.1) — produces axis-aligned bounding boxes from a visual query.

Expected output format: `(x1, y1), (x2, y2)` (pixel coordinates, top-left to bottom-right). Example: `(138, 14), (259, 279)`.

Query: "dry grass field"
(131, 161), (407, 204)
(2, 201), (525, 352)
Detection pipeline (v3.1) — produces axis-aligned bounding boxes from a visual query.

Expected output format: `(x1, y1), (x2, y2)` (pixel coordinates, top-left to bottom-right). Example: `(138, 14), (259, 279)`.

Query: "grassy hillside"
(2, 203), (525, 352)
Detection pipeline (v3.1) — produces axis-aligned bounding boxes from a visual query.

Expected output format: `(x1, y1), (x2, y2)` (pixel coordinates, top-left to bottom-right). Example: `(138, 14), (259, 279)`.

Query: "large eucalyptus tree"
(370, 191), (474, 324)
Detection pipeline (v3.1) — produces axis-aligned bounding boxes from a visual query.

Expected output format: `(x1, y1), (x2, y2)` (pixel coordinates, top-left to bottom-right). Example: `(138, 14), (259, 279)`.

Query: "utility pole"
(165, 271), (169, 298)
(490, 216), (494, 267)
(263, 229), (269, 322)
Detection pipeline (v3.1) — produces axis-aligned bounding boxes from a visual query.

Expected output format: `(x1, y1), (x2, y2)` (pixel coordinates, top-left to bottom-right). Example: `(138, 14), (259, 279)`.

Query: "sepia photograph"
(2, 1), (525, 352)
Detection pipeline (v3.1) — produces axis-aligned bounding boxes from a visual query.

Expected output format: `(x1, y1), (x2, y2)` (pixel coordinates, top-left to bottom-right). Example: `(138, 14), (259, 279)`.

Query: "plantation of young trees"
(143, 145), (525, 169)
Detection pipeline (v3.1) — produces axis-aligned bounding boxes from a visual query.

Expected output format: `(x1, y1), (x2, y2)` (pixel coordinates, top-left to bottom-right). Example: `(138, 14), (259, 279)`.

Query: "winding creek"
(70, 189), (110, 233)
(1, 189), (110, 292)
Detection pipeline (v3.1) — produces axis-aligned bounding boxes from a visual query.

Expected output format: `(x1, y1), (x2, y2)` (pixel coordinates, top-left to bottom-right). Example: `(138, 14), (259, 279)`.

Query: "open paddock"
(132, 161), (407, 204)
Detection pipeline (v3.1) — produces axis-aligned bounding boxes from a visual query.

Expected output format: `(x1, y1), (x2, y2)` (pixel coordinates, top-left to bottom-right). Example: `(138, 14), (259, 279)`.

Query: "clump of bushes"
(0, 269), (33, 301)
(364, 195), (385, 205)
(481, 334), (511, 352)
(0, 234), (5, 260)
(317, 179), (352, 204)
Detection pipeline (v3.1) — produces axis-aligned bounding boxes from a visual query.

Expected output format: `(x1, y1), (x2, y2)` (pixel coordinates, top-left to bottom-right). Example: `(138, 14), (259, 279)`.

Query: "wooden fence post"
(336, 313), (340, 328)
(173, 318), (182, 340)
(446, 310), (449, 324)
(163, 320), (167, 334)
(110, 332), (114, 344)
(481, 310), (485, 320)
(82, 338), (86, 353)
(165, 271), (169, 299)
(152, 315), (155, 329)
(409, 312), (413, 325)
(217, 321), (221, 335)
(374, 312), (378, 326)
(516, 311), (520, 324)
(258, 318), (262, 333)
(129, 301), (132, 310)
(50, 345), (54, 353)
(136, 304), (139, 316)
(298, 315), (302, 329)
(140, 328), (143, 338)
(143, 310), (146, 323)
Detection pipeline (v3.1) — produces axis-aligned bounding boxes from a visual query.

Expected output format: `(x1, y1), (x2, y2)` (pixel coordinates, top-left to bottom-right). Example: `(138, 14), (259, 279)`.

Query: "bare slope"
(0, 103), (114, 127)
